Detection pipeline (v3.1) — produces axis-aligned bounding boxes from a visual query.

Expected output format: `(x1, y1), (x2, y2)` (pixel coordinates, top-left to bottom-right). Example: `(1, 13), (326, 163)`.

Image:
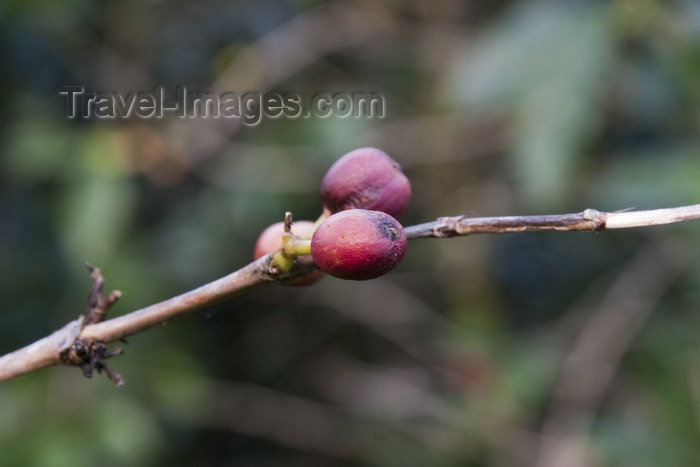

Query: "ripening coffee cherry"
(254, 220), (323, 286)
(311, 209), (407, 280)
(321, 147), (411, 219)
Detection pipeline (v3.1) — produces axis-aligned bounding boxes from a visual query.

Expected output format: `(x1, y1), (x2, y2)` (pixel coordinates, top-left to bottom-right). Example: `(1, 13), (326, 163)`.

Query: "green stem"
(272, 250), (295, 272)
(271, 233), (313, 273)
(283, 235), (311, 256)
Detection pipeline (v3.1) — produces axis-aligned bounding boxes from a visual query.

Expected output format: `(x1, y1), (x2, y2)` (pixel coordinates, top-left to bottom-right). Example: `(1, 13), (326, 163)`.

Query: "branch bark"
(0, 254), (286, 384)
(404, 204), (700, 238)
(1, 204), (700, 385)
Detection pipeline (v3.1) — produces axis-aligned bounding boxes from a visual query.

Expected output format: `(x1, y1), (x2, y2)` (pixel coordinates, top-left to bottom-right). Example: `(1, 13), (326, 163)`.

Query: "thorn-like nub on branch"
(283, 211), (293, 233)
(84, 263), (121, 325)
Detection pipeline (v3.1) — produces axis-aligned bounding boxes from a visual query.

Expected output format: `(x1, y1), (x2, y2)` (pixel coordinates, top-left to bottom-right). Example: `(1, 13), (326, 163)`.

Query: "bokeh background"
(3, 0), (700, 466)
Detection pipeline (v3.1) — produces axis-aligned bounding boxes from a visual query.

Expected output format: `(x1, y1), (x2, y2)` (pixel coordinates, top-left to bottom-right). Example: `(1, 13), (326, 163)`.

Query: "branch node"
(61, 340), (126, 386)
(582, 208), (607, 230)
(433, 216), (464, 237)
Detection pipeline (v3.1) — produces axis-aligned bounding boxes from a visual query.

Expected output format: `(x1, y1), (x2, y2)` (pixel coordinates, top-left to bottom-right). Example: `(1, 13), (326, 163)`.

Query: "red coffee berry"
(311, 209), (407, 281)
(321, 147), (411, 219)
(254, 220), (323, 286)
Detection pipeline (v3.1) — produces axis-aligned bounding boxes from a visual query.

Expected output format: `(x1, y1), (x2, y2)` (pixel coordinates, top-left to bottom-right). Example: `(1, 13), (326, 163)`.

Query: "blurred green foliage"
(2, 0), (700, 466)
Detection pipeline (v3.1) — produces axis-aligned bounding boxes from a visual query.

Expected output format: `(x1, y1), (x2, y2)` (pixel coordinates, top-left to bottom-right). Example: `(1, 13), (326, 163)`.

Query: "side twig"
(0, 254), (310, 384)
(1, 204), (699, 385)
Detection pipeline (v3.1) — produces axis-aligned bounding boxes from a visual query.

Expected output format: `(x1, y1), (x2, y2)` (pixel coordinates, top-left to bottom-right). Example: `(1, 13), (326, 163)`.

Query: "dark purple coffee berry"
(321, 147), (411, 219)
(311, 209), (407, 281)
